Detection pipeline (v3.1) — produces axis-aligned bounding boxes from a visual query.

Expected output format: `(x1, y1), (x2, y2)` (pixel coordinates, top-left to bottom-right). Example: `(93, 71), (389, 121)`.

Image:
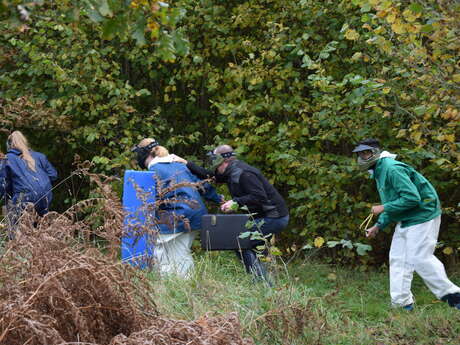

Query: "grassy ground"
(148, 251), (460, 345)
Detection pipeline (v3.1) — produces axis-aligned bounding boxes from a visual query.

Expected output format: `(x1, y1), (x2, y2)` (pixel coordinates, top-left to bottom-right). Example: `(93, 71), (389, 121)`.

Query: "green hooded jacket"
(374, 157), (441, 229)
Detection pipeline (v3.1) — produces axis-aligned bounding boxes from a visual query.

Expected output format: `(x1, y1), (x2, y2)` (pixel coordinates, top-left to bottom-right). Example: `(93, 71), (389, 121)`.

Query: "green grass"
(147, 251), (460, 345)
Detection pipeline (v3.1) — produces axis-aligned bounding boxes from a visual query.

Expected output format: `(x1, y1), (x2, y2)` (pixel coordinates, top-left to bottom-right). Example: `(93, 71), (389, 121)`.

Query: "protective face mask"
(131, 141), (159, 170)
(357, 148), (381, 171)
(206, 152), (225, 172)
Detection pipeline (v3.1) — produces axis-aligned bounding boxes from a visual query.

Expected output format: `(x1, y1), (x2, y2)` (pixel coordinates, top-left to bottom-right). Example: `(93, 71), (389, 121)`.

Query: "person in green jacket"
(353, 138), (460, 311)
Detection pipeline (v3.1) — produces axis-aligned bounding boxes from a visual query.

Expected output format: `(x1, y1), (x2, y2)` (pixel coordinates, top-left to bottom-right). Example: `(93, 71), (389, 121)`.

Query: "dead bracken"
(0, 165), (254, 345)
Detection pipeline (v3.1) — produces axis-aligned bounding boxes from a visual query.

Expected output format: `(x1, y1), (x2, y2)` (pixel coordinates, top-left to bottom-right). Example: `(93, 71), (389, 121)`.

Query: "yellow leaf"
(374, 26), (386, 34)
(327, 273), (337, 281)
(351, 52), (362, 61)
(445, 134), (455, 143)
(382, 87), (391, 94)
(402, 9), (417, 22)
(376, 10), (387, 18)
(314, 237), (325, 248)
(396, 129), (406, 138)
(407, 24), (420, 33)
(411, 131), (422, 143)
(443, 247), (453, 255)
(269, 246), (283, 256)
(344, 29), (360, 40)
(391, 21), (406, 34)
(386, 13), (396, 24)
(452, 74), (460, 83)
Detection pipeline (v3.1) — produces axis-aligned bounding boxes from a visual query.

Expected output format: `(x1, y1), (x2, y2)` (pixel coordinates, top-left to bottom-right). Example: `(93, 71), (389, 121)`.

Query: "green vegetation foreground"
(153, 252), (460, 345)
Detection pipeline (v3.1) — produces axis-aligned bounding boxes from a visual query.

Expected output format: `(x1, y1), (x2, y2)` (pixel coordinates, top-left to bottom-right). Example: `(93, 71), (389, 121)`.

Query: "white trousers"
(389, 216), (460, 306)
(154, 231), (197, 278)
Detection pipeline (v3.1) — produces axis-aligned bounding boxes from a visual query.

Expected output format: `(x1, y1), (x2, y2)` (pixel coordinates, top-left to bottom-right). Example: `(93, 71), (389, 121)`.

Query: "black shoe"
(241, 249), (273, 287)
(441, 293), (460, 308)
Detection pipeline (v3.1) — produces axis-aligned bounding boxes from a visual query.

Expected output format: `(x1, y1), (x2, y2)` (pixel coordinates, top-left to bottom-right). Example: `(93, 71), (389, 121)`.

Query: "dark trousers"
(236, 215), (289, 279)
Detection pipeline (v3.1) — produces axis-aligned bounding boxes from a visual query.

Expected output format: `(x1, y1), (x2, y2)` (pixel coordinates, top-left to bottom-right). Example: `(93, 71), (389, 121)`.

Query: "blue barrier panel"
(122, 170), (157, 268)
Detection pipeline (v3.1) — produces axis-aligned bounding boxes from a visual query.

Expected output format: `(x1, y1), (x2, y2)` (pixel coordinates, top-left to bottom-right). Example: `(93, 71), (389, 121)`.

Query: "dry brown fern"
(0, 163), (253, 345)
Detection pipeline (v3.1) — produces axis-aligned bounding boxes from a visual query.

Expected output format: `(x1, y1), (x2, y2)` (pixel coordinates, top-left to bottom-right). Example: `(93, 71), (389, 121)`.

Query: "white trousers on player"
(154, 231), (197, 278)
(389, 216), (460, 306)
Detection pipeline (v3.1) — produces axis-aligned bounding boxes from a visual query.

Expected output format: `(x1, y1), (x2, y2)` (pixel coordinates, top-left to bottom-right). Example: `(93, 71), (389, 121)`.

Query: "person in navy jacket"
(0, 131), (57, 234)
(131, 138), (222, 277)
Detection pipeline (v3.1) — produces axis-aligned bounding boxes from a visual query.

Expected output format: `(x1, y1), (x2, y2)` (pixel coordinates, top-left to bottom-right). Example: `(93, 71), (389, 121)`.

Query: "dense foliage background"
(0, 0), (458, 265)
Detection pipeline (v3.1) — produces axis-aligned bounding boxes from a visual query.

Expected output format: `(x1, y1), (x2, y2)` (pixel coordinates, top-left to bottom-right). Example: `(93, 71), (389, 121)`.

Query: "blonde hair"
(138, 138), (169, 158)
(8, 131), (36, 171)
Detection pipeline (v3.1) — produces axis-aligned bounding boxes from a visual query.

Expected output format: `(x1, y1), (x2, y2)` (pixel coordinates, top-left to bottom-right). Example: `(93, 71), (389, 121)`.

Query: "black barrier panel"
(201, 214), (253, 251)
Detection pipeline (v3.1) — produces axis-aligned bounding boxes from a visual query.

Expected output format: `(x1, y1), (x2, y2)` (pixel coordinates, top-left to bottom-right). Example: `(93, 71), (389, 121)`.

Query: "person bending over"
(172, 145), (289, 282)
(132, 138), (221, 277)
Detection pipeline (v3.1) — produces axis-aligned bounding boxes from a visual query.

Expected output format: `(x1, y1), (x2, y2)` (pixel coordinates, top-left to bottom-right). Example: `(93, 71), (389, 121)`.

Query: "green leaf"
(360, 3), (372, 13)
(171, 30), (190, 56)
(413, 105), (426, 116)
(250, 232), (265, 241)
(327, 241), (340, 248)
(245, 220), (256, 229)
(98, 0), (113, 17)
(135, 89), (151, 97)
(85, 6), (104, 23)
(132, 18), (147, 46)
(409, 3), (423, 14)
(301, 54), (314, 69)
(340, 240), (353, 249)
(102, 17), (126, 40)
(240, 205), (249, 212)
(420, 24), (434, 33)
(355, 243), (373, 256)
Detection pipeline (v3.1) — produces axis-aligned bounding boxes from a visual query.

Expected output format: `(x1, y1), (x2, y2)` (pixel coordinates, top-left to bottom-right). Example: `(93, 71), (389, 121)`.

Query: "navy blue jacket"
(0, 149), (58, 216)
(148, 160), (221, 234)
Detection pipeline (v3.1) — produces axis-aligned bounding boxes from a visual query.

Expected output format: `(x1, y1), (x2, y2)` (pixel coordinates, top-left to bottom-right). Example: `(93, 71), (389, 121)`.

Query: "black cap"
(352, 138), (380, 153)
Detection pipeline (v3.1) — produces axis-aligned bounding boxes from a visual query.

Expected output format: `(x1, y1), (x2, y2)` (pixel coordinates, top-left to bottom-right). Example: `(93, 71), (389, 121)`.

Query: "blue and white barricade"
(122, 170), (157, 268)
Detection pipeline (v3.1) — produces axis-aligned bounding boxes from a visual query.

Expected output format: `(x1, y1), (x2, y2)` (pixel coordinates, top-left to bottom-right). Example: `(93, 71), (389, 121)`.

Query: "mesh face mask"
(131, 140), (159, 169)
(357, 148), (381, 171)
(206, 151), (235, 171)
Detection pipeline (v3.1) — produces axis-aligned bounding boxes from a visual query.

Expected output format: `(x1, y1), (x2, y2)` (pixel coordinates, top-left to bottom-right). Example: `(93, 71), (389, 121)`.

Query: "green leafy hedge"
(0, 0), (458, 264)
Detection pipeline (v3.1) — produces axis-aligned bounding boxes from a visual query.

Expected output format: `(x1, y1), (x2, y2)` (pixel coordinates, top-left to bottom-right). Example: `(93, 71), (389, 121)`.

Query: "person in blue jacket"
(0, 131), (58, 235)
(131, 138), (222, 277)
